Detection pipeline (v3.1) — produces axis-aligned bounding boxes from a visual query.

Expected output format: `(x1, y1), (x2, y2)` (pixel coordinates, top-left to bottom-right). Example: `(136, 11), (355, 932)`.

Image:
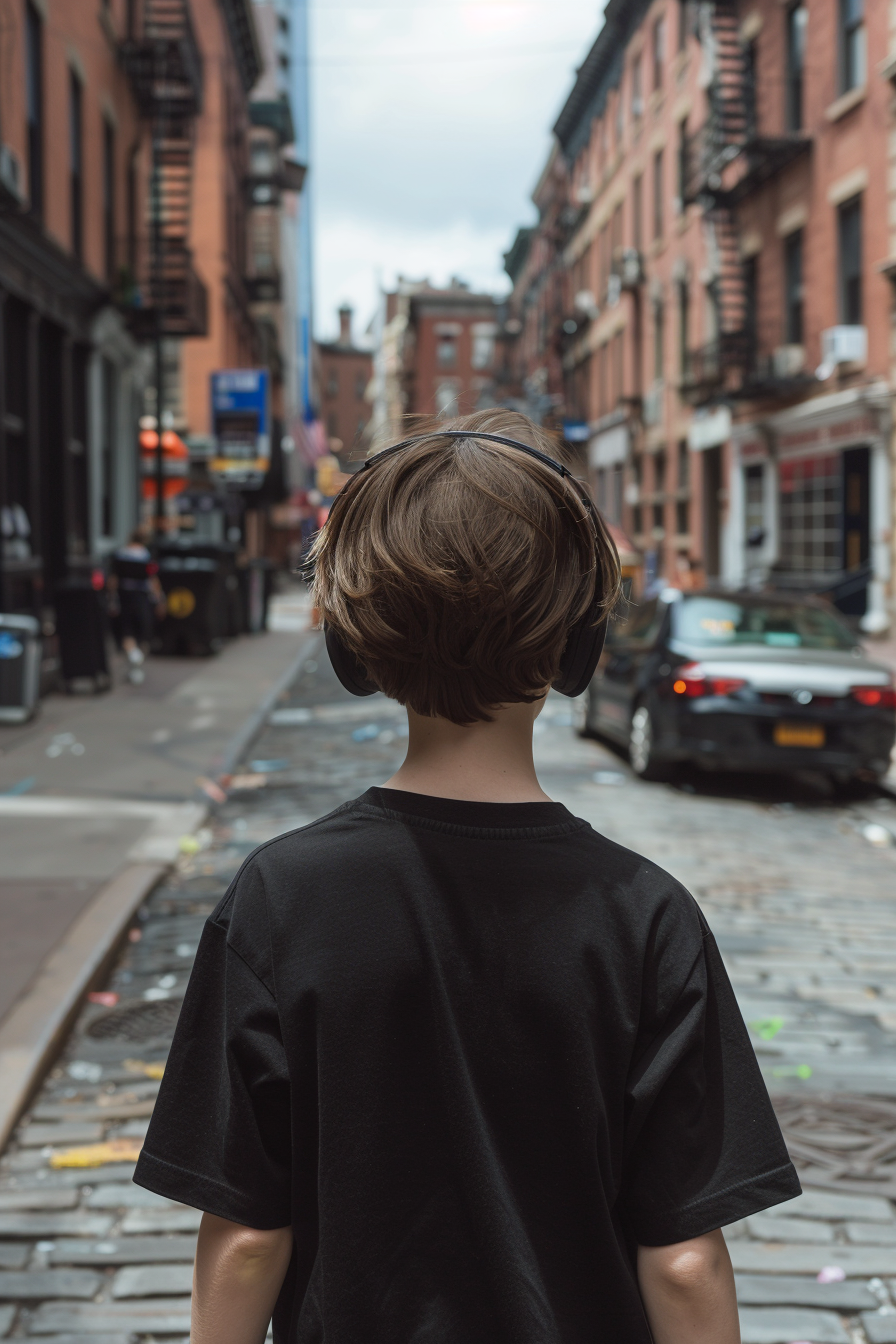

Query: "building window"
(676, 498), (689, 535)
(612, 330), (624, 404)
(435, 381), (460, 417)
(615, 90), (624, 147)
(786, 4), (807, 130)
(677, 281), (690, 377)
(838, 196), (862, 325)
(633, 174), (643, 252)
(25, 1), (43, 220)
(471, 325), (495, 370)
(784, 229), (804, 344)
(678, 0), (689, 51)
(677, 439), (689, 488)
(654, 448), (667, 496)
(676, 120), (688, 205)
(652, 14), (666, 91)
(632, 54), (643, 119)
(103, 119), (116, 285)
(326, 371), (338, 398)
(355, 373), (366, 400)
(745, 464), (765, 547)
(69, 70), (83, 262)
(743, 255), (759, 351)
(839, 0), (865, 94)
(652, 149), (664, 239)
(437, 337), (457, 369)
(653, 298), (665, 381)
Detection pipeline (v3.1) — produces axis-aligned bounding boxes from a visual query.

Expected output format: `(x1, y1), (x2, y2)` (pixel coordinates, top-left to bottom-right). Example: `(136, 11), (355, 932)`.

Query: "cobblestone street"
(2, 639), (896, 1341)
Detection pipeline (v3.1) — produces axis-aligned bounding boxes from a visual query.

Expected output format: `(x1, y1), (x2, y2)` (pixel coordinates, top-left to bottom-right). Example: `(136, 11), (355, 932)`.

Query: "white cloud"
(310, 0), (607, 339)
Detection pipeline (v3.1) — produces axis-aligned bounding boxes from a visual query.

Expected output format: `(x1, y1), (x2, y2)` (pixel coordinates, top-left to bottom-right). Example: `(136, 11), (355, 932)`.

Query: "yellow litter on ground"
(124, 1058), (165, 1080)
(49, 1138), (143, 1168)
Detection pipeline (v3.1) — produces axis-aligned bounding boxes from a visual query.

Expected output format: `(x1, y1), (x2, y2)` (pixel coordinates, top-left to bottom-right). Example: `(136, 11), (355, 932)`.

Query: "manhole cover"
(775, 1093), (896, 1198)
(87, 998), (183, 1041)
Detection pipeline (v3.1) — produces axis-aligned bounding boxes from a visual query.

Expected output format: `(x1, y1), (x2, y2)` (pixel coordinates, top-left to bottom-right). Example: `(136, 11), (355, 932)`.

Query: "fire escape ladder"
(118, 0), (208, 336)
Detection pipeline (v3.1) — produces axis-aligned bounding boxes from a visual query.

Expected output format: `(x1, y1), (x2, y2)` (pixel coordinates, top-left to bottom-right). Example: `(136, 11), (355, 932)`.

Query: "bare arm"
(637, 1228), (740, 1344)
(192, 1212), (293, 1344)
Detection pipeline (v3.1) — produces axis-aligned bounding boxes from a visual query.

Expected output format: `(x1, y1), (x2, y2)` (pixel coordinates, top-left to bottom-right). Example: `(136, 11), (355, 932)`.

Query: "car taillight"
(672, 663), (747, 698)
(851, 685), (896, 709)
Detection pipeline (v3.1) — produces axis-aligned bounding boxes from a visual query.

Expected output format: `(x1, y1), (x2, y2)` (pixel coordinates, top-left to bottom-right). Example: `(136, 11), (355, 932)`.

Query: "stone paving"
(1, 640), (896, 1341)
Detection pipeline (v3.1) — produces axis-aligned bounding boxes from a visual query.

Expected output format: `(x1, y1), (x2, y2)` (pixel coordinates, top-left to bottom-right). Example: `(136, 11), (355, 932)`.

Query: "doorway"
(702, 445), (722, 579)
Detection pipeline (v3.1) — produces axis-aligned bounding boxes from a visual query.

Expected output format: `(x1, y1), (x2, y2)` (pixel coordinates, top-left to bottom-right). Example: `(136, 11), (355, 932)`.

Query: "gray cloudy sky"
(310, 1), (607, 341)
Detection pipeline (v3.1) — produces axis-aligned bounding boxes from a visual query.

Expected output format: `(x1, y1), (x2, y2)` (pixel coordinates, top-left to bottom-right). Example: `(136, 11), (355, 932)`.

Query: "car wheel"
(629, 704), (671, 782)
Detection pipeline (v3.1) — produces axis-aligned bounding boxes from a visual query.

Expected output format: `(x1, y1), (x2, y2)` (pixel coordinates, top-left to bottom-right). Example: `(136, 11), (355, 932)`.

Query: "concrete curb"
(0, 862), (167, 1153)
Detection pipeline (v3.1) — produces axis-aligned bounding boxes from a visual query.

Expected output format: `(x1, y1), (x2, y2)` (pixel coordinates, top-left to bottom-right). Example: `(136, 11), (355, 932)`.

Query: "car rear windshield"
(672, 597), (856, 650)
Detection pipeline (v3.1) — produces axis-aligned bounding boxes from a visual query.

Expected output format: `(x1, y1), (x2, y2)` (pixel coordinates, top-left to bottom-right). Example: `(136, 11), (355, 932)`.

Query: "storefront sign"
(210, 369), (271, 489)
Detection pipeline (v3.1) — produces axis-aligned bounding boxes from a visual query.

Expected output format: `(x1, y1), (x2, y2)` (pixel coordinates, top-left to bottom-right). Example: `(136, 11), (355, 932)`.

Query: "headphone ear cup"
(324, 626), (379, 697)
(552, 609), (607, 699)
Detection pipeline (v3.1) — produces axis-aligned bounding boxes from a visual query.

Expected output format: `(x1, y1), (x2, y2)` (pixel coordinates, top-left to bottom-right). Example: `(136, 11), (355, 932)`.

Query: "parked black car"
(582, 590), (896, 785)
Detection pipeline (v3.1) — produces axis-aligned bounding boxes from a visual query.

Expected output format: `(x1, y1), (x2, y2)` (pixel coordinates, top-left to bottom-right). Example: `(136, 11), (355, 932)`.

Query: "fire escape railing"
(681, 0), (810, 405)
(116, 0), (208, 339)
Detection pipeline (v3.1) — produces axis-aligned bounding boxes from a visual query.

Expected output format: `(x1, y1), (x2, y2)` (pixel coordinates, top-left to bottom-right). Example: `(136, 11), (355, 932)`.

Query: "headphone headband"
(360, 430), (574, 481)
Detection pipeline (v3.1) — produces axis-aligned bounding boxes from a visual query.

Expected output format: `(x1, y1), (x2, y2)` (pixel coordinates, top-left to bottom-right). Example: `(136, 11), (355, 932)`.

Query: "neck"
(383, 699), (551, 804)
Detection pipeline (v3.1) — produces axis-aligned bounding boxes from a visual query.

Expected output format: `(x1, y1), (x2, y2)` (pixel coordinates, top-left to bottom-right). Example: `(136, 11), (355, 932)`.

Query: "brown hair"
(311, 409), (620, 725)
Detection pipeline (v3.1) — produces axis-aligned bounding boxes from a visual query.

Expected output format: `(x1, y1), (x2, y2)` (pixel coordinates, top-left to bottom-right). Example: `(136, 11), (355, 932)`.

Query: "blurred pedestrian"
(133, 409), (799, 1344)
(109, 529), (163, 685)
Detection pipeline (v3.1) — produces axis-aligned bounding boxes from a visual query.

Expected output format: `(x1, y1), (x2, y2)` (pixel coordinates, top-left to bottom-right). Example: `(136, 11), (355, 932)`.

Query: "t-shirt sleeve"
(133, 863), (292, 1229)
(620, 898), (800, 1246)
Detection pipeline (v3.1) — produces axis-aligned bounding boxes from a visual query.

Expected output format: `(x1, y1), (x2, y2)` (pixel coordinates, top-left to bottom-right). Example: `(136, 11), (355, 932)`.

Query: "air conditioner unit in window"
(772, 344), (805, 379)
(821, 325), (867, 367)
(642, 382), (663, 426)
(0, 145), (23, 204)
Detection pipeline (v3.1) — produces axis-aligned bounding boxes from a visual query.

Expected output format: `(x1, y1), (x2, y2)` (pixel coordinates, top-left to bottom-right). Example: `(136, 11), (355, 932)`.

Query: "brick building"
(371, 279), (500, 439)
(507, 0), (895, 629)
(0, 0), (147, 613)
(316, 306), (373, 456)
(500, 145), (571, 425)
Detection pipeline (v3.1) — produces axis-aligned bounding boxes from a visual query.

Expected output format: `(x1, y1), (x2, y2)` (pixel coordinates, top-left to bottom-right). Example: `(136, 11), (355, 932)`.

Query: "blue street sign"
(210, 369), (271, 489)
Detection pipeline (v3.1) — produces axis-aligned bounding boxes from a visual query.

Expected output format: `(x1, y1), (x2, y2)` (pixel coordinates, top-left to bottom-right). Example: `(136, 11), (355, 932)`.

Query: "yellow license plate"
(774, 722), (825, 748)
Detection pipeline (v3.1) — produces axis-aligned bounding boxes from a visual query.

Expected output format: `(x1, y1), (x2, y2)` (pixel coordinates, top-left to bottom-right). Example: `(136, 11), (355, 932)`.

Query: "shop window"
(784, 229), (804, 345)
(839, 0), (865, 93)
(786, 4), (807, 130)
(838, 196), (862, 325)
(779, 454), (842, 575)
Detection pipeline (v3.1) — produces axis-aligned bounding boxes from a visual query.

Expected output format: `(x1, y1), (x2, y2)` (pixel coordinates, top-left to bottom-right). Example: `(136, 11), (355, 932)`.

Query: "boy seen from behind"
(135, 410), (800, 1343)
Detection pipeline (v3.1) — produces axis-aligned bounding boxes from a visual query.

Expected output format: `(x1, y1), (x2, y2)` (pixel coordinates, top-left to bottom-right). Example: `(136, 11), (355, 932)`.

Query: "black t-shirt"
(135, 788), (799, 1343)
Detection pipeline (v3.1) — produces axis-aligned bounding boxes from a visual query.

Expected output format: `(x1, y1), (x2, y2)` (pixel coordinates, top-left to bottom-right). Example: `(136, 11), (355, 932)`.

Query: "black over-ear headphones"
(310, 430), (612, 701)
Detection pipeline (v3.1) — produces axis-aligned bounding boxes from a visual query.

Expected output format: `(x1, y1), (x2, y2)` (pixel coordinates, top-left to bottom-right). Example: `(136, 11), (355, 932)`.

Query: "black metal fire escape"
(118, 0), (208, 339)
(681, 0), (810, 405)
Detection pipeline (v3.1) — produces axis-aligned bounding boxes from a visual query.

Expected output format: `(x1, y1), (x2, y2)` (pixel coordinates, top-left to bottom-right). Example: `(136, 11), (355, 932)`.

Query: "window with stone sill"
(839, 0), (865, 94)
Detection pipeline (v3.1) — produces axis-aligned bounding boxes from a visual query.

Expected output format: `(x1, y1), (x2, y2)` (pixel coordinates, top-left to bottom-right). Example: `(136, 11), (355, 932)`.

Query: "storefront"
(731, 386), (891, 632)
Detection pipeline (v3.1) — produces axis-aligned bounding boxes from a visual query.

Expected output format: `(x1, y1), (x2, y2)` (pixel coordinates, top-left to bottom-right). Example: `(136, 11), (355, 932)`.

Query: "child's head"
(312, 409), (620, 725)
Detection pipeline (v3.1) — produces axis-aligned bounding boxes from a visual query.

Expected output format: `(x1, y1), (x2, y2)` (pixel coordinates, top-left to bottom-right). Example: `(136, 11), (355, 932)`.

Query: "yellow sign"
(167, 587), (196, 619)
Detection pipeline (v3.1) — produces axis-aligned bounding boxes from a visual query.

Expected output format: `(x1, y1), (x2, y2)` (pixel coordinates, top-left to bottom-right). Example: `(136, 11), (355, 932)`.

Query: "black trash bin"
(0, 614), (42, 723)
(157, 546), (232, 656)
(55, 575), (111, 690)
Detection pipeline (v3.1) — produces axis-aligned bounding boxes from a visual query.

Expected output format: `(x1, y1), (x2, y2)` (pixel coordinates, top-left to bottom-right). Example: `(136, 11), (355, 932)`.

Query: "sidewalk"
(0, 588), (313, 1149)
